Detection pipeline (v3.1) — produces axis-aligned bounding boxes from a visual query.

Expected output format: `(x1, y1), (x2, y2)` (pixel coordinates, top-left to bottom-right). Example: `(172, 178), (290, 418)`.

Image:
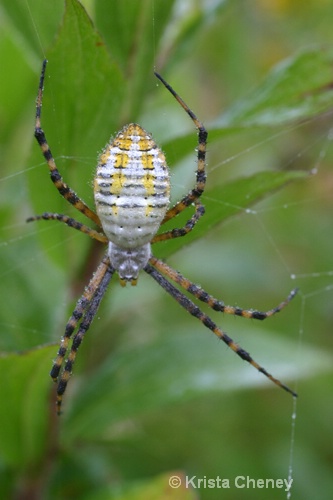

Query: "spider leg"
(154, 72), (207, 222)
(50, 253), (114, 414)
(50, 253), (111, 381)
(144, 260), (297, 398)
(151, 200), (205, 244)
(35, 60), (101, 226)
(149, 256), (298, 319)
(27, 212), (108, 243)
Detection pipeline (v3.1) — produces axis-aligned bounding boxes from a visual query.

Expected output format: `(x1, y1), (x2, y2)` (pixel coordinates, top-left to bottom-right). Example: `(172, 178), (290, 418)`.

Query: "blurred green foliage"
(0, 0), (333, 499)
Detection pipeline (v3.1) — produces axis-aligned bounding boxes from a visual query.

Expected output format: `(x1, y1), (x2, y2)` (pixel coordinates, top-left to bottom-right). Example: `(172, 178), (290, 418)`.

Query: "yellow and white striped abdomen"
(94, 124), (170, 283)
(94, 123), (170, 250)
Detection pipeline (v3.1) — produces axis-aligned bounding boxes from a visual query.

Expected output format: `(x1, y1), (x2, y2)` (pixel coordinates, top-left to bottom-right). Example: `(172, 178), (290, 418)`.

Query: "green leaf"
(46, 0), (124, 160)
(0, 0), (63, 59)
(27, 0), (124, 264)
(154, 170), (308, 258)
(0, 345), (55, 467)
(95, 0), (176, 120)
(86, 471), (197, 500)
(221, 46), (333, 126)
(64, 326), (332, 441)
(159, 46), (333, 166)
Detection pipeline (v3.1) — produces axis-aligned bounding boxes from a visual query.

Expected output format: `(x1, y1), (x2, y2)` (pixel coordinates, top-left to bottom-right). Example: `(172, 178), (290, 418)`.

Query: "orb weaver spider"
(28, 60), (297, 414)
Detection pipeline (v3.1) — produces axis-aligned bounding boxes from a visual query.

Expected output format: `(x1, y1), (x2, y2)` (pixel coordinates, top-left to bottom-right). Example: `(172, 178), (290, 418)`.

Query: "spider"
(28, 60), (298, 414)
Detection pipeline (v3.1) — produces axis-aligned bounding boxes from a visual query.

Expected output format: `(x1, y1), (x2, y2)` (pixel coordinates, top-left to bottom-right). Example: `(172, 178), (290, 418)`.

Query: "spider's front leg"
(27, 212), (108, 243)
(152, 199), (205, 243)
(154, 72), (208, 221)
(34, 59), (101, 226)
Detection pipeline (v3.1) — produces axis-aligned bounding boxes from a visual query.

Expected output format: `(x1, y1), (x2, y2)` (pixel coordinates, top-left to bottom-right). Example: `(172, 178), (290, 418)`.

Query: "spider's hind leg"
(145, 259), (297, 398)
(149, 256), (298, 320)
(51, 254), (114, 414)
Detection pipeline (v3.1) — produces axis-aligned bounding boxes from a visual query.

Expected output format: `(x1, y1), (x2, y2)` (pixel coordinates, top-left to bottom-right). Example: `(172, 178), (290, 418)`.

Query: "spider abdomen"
(94, 124), (170, 249)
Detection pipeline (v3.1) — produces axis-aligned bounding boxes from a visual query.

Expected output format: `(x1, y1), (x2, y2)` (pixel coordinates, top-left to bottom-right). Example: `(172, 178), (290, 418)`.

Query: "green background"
(0, 0), (332, 498)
